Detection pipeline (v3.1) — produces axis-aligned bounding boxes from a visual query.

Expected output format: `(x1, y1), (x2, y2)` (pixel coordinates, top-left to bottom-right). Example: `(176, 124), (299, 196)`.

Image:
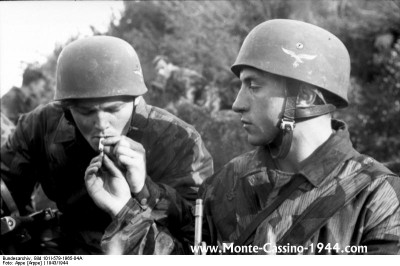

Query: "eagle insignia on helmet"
(133, 64), (144, 81)
(281, 47), (317, 68)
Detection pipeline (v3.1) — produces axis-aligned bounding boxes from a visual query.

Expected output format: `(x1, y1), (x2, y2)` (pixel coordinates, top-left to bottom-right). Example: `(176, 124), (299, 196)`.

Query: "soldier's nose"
(232, 88), (249, 113)
(93, 111), (110, 131)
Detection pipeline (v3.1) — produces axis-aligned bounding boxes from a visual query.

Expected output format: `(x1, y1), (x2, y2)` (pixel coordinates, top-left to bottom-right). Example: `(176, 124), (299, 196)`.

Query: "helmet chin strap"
(270, 87), (297, 159)
(269, 88), (336, 160)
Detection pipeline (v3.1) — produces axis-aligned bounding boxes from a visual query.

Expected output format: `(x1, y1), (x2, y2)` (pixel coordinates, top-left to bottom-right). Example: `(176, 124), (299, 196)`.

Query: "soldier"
(99, 20), (400, 255)
(1, 68), (47, 124)
(0, 36), (213, 254)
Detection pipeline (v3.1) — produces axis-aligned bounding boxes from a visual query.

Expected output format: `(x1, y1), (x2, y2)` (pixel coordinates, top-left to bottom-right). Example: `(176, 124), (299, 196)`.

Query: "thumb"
(102, 154), (123, 177)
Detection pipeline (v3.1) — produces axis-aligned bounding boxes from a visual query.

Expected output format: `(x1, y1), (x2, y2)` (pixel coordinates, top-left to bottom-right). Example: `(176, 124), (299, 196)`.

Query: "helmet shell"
(231, 19), (350, 108)
(55, 36), (147, 100)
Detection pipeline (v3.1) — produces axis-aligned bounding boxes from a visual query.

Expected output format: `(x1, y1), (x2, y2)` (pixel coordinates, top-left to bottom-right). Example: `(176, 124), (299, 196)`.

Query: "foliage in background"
(27, 0), (400, 171)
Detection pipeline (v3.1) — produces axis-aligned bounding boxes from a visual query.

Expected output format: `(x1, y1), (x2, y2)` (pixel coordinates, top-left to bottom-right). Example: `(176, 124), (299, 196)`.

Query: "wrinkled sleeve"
(361, 175), (400, 254)
(101, 136), (213, 254)
(1, 113), (41, 215)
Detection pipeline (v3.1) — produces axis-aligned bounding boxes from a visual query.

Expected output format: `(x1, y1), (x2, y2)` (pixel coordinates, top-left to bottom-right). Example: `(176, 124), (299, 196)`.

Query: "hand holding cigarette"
(100, 136), (147, 194)
(84, 136), (147, 216)
(84, 152), (131, 217)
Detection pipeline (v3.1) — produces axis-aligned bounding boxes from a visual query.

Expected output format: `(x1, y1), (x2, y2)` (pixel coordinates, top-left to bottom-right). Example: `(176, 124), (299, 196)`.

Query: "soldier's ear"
(296, 84), (317, 107)
(63, 109), (76, 126)
(59, 101), (76, 125)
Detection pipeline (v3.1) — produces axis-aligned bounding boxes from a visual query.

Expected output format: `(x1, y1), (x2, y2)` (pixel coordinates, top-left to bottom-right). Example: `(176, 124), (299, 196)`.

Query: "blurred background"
(1, 0), (399, 174)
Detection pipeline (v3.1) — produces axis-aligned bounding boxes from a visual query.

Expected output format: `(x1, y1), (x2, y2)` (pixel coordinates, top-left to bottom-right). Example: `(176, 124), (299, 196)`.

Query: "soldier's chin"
(89, 142), (99, 152)
(89, 138), (103, 151)
(247, 135), (264, 146)
(248, 132), (276, 147)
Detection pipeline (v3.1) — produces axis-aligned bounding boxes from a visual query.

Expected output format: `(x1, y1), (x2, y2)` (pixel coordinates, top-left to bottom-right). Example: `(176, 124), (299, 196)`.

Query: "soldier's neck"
(275, 115), (333, 173)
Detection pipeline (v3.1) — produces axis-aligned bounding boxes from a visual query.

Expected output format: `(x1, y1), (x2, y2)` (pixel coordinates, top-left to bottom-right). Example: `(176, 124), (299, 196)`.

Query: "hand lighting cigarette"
(99, 137), (104, 157)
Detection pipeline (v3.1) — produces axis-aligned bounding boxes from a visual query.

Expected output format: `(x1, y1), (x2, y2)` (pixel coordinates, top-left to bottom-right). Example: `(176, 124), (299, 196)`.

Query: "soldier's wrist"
(132, 182), (150, 205)
(109, 197), (131, 217)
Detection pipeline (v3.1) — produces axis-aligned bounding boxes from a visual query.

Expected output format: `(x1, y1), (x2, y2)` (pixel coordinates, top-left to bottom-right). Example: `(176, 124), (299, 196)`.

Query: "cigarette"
(99, 137), (104, 157)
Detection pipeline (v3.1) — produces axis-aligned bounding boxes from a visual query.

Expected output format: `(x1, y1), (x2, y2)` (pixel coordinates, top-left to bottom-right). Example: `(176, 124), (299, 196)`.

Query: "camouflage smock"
(102, 120), (399, 254)
(0, 97), (213, 254)
(1, 113), (15, 146)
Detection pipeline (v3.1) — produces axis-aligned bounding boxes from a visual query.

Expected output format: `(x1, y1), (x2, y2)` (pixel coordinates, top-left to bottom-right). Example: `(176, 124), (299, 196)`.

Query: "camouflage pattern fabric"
(1, 97), (213, 254)
(201, 120), (399, 254)
(102, 120), (400, 254)
(1, 113), (15, 146)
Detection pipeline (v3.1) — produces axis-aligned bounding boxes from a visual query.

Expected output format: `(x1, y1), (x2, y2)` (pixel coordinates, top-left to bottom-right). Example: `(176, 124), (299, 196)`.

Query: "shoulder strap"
(277, 164), (373, 247)
(234, 176), (306, 246)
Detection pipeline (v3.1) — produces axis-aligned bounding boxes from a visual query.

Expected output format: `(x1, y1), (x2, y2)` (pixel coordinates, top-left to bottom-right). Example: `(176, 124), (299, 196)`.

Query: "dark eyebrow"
(73, 104), (95, 111)
(73, 101), (125, 110)
(240, 73), (262, 84)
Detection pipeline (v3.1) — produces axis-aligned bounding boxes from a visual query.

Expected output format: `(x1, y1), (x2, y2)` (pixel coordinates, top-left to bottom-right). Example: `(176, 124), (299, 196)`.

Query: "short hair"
(22, 68), (46, 86)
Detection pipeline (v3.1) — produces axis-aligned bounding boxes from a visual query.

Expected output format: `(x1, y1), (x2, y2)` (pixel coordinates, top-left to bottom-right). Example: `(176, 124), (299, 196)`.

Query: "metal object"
(280, 119), (295, 132)
(194, 199), (204, 255)
(55, 36), (148, 101)
(1, 216), (17, 235)
(231, 19), (351, 108)
(1, 208), (59, 235)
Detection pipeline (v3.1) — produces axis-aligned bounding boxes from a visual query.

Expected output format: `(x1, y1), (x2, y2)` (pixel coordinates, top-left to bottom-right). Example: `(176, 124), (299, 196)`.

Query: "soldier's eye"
(249, 85), (261, 93)
(73, 108), (93, 116)
(105, 105), (124, 113)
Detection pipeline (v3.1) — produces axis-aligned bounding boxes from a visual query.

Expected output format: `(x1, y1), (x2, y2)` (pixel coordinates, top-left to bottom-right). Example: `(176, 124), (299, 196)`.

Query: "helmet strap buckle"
(270, 87), (297, 160)
(280, 118), (295, 132)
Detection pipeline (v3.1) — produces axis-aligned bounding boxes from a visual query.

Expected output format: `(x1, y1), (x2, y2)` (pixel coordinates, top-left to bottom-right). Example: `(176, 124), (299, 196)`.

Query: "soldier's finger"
(114, 145), (137, 159)
(118, 154), (137, 169)
(120, 137), (145, 153)
(90, 155), (103, 165)
(92, 161), (102, 169)
(102, 154), (123, 177)
(102, 136), (122, 146)
(118, 153), (145, 172)
(85, 165), (100, 178)
(111, 139), (140, 160)
(102, 136), (121, 154)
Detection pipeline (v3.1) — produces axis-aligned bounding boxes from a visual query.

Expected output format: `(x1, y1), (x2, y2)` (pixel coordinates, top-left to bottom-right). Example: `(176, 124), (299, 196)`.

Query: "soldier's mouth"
(94, 135), (112, 139)
(241, 119), (252, 125)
